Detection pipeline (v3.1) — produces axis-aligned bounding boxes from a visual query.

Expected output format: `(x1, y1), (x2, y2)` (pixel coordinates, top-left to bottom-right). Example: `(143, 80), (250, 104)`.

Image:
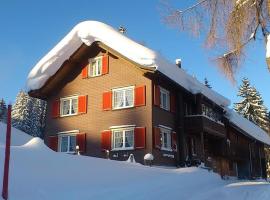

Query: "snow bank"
(0, 122), (32, 146)
(0, 125), (269, 199)
(26, 20), (230, 107)
(225, 109), (270, 146)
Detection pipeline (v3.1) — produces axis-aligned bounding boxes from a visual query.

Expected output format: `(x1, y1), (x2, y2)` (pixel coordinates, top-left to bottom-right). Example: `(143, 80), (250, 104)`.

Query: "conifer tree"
(0, 98), (7, 122)
(204, 78), (212, 89)
(234, 78), (269, 132)
(12, 91), (47, 138)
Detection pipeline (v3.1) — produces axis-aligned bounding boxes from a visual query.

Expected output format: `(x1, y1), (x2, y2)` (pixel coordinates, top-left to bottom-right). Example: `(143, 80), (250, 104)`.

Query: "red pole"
(2, 105), (12, 200)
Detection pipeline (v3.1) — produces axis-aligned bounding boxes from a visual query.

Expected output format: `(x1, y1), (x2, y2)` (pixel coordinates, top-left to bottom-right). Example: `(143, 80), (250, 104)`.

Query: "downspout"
(259, 145), (262, 178)
(249, 142), (253, 179)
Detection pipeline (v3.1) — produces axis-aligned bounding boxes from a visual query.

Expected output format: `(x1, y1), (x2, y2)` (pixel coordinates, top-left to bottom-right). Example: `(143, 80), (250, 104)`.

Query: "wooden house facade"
(28, 21), (269, 179)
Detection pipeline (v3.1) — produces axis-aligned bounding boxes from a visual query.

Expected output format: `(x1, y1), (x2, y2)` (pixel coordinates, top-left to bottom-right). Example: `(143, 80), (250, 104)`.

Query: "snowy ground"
(0, 122), (270, 200)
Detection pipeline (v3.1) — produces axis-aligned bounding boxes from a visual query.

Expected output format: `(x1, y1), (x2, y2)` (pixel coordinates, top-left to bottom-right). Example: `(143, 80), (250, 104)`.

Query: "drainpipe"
(249, 142), (253, 179)
(258, 145), (262, 178)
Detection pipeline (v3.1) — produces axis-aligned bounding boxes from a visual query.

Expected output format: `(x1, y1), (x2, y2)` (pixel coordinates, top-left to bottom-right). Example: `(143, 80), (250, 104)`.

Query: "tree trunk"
(266, 0), (270, 70)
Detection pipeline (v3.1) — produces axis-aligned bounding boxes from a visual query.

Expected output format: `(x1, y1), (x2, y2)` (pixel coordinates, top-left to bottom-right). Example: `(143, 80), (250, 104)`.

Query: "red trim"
(78, 95), (88, 114)
(135, 127), (146, 149)
(135, 85), (146, 107)
(48, 136), (58, 151)
(102, 55), (109, 75)
(51, 100), (60, 118)
(153, 127), (161, 149)
(103, 91), (112, 110)
(154, 85), (160, 107)
(76, 133), (86, 153)
(101, 130), (112, 150)
(81, 64), (88, 78)
(172, 131), (177, 152)
(170, 93), (176, 113)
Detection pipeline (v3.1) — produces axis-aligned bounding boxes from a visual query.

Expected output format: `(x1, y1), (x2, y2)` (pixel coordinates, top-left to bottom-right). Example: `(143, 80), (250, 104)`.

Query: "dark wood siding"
(44, 45), (153, 164)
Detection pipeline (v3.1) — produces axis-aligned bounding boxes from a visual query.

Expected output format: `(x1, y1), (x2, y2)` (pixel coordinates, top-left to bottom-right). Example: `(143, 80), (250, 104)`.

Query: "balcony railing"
(184, 115), (226, 137)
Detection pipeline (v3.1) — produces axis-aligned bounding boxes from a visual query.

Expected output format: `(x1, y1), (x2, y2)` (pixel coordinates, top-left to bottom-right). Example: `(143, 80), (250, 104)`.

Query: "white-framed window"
(112, 127), (134, 150)
(112, 86), (134, 109)
(88, 56), (102, 77)
(58, 132), (77, 153)
(60, 96), (78, 117)
(160, 127), (172, 151)
(160, 87), (170, 111)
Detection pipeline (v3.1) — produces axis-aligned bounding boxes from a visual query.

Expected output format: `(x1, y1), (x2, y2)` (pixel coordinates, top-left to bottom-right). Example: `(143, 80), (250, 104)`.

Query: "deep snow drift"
(0, 123), (269, 200)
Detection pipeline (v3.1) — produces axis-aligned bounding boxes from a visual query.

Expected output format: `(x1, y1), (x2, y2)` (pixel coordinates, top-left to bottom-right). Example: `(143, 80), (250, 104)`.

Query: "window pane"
(114, 131), (123, 148)
(62, 100), (70, 115)
(61, 136), (68, 152)
(167, 133), (171, 149)
(163, 132), (168, 148)
(125, 89), (133, 107)
(69, 136), (76, 152)
(89, 63), (94, 77)
(71, 98), (78, 114)
(114, 90), (124, 108)
(125, 130), (134, 148)
(97, 59), (102, 75)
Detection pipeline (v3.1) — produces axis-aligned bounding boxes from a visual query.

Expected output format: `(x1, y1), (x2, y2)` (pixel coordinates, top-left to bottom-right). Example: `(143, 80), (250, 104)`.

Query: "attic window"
(89, 56), (102, 77)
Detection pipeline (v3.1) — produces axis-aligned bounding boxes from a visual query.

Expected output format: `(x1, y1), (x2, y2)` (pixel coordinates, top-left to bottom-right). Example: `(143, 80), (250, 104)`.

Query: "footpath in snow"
(0, 122), (269, 200)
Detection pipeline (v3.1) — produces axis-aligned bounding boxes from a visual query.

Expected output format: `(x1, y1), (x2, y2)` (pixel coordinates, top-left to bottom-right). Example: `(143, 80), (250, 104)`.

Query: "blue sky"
(0, 0), (269, 108)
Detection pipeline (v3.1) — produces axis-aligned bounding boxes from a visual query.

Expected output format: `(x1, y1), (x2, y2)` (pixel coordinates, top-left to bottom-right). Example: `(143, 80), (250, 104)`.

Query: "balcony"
(184, 115), (226, 138)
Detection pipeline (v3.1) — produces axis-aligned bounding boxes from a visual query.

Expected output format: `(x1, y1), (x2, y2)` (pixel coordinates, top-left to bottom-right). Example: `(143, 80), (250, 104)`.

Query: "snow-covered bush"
(127, 154), (136, 163)
(144, 153), (154, 166)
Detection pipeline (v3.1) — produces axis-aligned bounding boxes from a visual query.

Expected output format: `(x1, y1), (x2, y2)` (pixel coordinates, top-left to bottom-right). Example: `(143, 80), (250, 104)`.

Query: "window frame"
(88, 56), (103, 77)
(112, 86), (135, 110)
(58, 131), (78, 153)
(60, 96), (78, 117)
(160, 126), (172, 151)
(111, 127), (135, 151)
(160, 87), (170, 111)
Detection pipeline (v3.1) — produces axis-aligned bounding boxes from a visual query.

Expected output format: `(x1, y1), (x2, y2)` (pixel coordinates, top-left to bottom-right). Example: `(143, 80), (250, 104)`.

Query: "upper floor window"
(113, 86), (134, 109)
(59, 133), (77, 153)
(89, 56), (102, 77)
(160, 87), (170, 111)
(160, 127), (172, 151)
(60, 96), (78, 117)
(112, 128), (134, 150)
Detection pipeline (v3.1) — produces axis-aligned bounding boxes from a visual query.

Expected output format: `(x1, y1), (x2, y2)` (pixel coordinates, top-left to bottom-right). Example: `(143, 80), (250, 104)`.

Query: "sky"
(0, 0), (269, 108)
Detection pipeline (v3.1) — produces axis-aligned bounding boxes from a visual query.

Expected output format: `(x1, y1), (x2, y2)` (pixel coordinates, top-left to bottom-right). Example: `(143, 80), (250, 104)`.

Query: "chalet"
(27, 21), (270, 179)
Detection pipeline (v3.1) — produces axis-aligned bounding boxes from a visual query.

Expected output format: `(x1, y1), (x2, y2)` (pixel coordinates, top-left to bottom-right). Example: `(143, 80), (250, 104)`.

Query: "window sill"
(89, 74), (102, 78)
(161, 148), (173, 152)
(60, 113), (78, 118)
(111, 148), (134, 151)
(112, 106), (134, 111)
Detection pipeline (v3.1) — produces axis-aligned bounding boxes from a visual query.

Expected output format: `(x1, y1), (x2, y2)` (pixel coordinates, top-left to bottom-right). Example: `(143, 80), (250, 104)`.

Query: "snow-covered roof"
(26, 20), (270, 145)
(225, 109), (270, 146)
(26, 21), (229, 107)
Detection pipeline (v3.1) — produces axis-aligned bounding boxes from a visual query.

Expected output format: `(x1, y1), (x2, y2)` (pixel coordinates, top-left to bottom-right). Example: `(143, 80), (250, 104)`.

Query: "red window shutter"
(102, 55), (109, 75)
(81, 64), (88, 78)
(48, 136), (58, 151)
(170, 93), (176, 113)
(153, 127), (161, 149)
(135, 127), (146, 149)
(101, 130), (112, 150)
(78, 95), (88, 114)
(51, 100), (60, 118)
(76, 133), (86, 153)
(171, 131), (177, 152)
(103, 91), (112, 110)
(135, 85), (146, 107)
(154, 85), (160, 107)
